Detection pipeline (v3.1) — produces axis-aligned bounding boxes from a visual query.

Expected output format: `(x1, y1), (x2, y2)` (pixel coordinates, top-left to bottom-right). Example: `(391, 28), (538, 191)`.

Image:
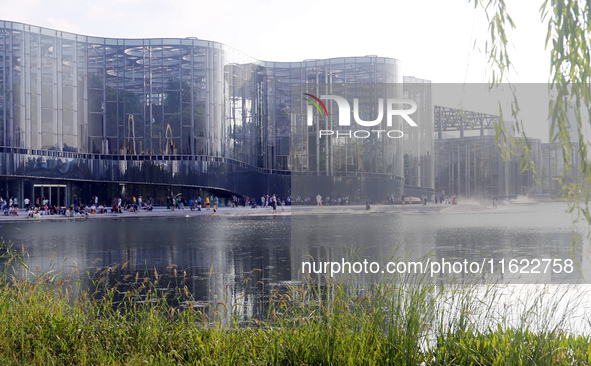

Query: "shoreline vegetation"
(0, 241), (590, 365)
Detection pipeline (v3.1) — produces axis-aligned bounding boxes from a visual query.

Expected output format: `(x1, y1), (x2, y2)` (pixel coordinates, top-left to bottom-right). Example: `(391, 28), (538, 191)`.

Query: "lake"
(1, 201), (589, 321)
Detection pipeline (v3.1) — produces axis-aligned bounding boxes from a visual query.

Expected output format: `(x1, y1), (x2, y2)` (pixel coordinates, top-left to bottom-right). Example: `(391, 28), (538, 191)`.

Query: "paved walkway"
(0, 203), (471, 224)
(291, 204), (449, 215)
(0, 205), (291, 223)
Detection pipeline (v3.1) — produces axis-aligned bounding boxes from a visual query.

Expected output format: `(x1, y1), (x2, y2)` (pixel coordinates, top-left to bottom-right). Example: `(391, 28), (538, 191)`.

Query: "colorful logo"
(303, 93), (418, 139)
(303, 93), (329, 117)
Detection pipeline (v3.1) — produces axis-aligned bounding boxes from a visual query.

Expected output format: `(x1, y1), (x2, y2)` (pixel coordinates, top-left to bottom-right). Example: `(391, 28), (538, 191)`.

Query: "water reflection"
(1, 202), (588, 320)
(2, 216), (292, 319)
(291, 202), (585, 284)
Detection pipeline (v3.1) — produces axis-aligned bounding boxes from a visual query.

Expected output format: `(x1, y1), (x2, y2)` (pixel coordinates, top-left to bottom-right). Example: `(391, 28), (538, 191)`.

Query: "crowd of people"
(178, 194), (291, 215)
(107, 196), (154, 213)
(1, 194), (157, 218)
(1, 192), (294, 218)
(0, 196), (20, 216)
(1, 195), (70, 217)
(1, 189), (468, 218)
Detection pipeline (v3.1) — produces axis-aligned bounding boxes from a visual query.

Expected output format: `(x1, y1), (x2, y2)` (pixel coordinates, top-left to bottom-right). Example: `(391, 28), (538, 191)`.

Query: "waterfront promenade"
(0, 205), (290, 223)
(0, 202), (485, 224)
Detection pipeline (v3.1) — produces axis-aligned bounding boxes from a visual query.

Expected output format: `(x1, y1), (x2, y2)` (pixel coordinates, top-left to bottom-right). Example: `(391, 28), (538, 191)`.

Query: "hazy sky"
(1, 0), (553, 139)
(0, 0), (551, 82)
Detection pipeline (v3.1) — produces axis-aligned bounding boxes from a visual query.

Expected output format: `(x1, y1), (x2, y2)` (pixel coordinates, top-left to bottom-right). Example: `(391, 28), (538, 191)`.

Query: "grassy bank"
(0, 242), (590, 365)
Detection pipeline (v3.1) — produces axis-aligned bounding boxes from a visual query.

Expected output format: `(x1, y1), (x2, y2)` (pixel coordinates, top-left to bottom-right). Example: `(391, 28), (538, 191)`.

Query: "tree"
(474, 0), (591, 230)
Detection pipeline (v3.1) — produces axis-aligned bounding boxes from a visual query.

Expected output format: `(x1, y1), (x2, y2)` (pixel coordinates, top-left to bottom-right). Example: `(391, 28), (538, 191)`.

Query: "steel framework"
(434, 106), (499, 140)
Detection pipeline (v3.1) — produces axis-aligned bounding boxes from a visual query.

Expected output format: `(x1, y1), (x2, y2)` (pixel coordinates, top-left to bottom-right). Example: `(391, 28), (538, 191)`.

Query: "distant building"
(434, 106), (542, 198)
(537, 102), (591, 196)
(403, 76), (434, 196)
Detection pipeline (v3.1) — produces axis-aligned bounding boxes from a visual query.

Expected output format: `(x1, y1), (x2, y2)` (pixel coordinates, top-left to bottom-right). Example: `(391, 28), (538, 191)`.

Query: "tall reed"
(0, 239), (589, 365)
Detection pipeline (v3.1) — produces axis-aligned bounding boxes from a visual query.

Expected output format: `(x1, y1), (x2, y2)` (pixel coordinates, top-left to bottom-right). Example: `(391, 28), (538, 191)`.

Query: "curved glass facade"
(0, 21), (419, 205)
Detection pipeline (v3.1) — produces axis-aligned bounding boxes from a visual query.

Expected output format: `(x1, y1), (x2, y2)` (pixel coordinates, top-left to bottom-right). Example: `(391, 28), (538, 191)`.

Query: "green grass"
(0, 241), (590, 365)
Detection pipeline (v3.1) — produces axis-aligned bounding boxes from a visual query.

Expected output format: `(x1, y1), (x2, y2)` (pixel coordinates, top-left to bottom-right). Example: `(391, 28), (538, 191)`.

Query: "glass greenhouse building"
(0, 21), (433, 206)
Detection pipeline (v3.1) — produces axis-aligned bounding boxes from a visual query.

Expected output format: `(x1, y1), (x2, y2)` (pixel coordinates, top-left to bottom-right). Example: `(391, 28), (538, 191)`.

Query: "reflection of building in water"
(17, 218), (292, 321)
(434, 106), (542, 197)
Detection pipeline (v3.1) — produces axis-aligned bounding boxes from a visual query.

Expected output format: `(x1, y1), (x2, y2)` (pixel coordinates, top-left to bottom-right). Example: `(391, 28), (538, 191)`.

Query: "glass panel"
(61, 39), (76, 85)
(88, 87), (103, 113)
(41, 35), (56, 84)
(107, 137), (118, 154)
(88, 113), (102, 136)
(30, 95), (39, 134)
(77, 124), (86, 152)
(63, 135), (77, 152)
(105, 101), (118, 136)
(77, 99), (85, 126)
(163, 114), (181, 137)
(41, 84), (54, 108)
(62, 85), (74, 110)
(42, 134), (56, 150)
(41, 108), (56, 134)
(62, 110), (74, 135)
(89, 136), (101, 153)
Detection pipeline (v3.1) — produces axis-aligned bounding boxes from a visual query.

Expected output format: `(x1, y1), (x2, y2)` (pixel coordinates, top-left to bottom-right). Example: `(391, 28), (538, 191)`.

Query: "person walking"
(272, 194), (277, 214)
